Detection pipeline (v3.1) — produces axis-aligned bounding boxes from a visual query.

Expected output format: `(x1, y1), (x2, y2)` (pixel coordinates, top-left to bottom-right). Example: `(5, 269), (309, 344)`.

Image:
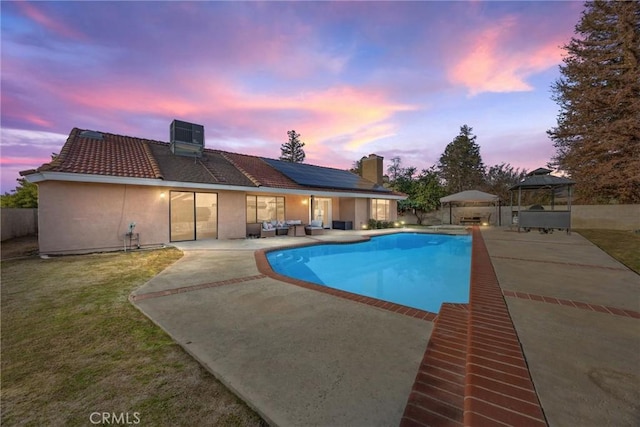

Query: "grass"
(576, 229), (640, 274)
(1, 247), (265, 426)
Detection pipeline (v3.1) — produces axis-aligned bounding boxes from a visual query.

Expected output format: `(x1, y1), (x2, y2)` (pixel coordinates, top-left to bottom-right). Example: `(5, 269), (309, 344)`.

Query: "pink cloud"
(448, 15), (565, 96)
(0, 156), (51, 166)
(56, 74), (415, 159)
(16, 1), (85, 40)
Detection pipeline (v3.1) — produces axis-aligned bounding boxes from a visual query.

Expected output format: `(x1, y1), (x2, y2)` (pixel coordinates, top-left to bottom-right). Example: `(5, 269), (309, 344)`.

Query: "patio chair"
(305, 220), (324, 236)
(246, 223), (261, 238)
(260, 221), (276, 238)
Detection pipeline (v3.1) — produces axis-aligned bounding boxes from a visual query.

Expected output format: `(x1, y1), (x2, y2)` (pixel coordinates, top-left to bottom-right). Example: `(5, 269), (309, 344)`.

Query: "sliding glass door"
(312, 197), (331, 227)
(170, 191), (217, 241)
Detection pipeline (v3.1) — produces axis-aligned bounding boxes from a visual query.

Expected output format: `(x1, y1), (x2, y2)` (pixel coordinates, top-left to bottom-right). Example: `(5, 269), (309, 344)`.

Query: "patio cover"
(440, 190), (500, 225)
(440, 190), (499, 204)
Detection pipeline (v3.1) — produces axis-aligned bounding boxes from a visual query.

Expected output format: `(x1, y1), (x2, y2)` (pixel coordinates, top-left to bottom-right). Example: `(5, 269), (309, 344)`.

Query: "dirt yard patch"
(1, 234), (39, 259)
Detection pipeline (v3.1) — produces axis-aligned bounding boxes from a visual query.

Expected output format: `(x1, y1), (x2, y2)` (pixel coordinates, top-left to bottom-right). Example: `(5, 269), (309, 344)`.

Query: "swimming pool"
(266, 233), (471, 313)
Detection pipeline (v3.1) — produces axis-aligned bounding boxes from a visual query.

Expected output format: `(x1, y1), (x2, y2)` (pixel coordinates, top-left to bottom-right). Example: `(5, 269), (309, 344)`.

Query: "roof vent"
(170, 119), (204, 158)
(79, 130), (104, 140)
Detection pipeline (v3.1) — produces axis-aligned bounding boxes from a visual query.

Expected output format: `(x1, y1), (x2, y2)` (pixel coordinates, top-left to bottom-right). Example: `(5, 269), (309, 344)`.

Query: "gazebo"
(439, 190), (500, 225)
(509, 168), (575, 233)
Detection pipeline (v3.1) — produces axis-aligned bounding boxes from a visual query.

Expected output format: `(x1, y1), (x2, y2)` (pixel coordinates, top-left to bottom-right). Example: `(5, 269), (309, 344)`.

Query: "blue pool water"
(266, 233), (471, 313)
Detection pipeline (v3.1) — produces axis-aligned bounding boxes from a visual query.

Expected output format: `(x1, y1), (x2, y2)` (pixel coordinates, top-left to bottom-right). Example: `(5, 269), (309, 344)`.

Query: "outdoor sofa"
(261, 220), (291, 237)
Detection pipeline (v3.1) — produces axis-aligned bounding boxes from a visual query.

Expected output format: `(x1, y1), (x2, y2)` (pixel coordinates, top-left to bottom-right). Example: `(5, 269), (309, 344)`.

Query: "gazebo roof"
(440, 190), (499, 204)
(510, 170), (574, 190)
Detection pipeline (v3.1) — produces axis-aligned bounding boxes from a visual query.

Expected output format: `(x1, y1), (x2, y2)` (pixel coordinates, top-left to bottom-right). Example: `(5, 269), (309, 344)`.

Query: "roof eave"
(22, 171), (405, 199)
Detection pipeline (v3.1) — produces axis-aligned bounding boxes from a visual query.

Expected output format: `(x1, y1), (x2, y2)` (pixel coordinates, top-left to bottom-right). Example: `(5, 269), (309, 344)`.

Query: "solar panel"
(262, 158), (391, 192)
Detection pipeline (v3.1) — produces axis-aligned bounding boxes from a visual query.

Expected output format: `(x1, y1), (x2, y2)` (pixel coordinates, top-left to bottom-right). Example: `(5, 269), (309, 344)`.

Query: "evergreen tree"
(279, 130), (306, 163)
(437, 125), (485, 193)
(548, 0), (640, 203)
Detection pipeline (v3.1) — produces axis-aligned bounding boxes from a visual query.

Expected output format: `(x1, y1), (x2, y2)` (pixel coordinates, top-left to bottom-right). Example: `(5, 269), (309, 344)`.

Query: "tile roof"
(220, 151), (304, 189)
(24, 127), (401, 197)
(147, 143), (255, 187)
(37, 128), (163, 179)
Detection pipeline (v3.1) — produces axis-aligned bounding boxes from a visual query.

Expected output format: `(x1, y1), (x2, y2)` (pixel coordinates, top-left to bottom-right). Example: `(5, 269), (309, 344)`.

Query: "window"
(371, 199), (390, 221)
(246, 195), (285, 223)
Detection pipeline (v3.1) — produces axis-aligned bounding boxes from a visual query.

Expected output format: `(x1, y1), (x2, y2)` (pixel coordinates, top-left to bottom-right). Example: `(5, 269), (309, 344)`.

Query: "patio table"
(288, 224), (307, 236)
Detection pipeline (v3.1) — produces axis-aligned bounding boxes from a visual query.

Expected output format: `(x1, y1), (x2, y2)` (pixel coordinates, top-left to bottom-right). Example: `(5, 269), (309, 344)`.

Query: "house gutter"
(23, 171), (406, 200)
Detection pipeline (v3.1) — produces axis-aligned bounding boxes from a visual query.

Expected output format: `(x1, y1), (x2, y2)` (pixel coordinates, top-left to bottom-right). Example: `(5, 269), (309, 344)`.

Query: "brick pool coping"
(400, 227), (547, 426)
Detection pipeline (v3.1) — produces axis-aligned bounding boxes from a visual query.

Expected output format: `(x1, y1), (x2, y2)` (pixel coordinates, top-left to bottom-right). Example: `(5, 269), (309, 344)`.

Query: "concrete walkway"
(132, 231), (435, 426)
(481, 228), (639, 427)
(130, 228), (639, 426)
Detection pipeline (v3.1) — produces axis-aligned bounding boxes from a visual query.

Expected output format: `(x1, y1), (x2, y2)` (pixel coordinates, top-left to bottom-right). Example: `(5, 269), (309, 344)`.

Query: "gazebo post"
(567, 185), (572, 235)
(517, 187), (522, 232)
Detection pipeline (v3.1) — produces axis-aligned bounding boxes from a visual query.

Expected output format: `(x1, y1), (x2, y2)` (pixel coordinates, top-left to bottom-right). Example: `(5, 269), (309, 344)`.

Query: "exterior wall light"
(160, 192), (165, 198)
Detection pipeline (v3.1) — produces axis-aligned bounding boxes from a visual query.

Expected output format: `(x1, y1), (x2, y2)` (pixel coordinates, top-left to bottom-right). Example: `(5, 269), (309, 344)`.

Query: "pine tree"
(548, 0), (640, 203)
(437, 125), (485, 193)
(279, 130), (306, 163)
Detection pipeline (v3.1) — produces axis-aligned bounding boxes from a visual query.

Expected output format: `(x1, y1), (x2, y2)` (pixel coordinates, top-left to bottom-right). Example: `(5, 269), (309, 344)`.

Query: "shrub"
(367, 219), (397, 229)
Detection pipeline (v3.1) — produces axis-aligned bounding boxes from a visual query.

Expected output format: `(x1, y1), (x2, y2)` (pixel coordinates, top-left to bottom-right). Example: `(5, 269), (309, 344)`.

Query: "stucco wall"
(331, 198), (341, 225)
(38, 181), (169, 254)
(284, 194), (310, 222)
(570, 205), (640, 230)
(389, 200), (398, 221)
(38, 182), (405, 253)
(338, 198), (355, 223)
(354, 198), (369, 229)
(399, 204), (640, 230)
(1, 208), (38, 241)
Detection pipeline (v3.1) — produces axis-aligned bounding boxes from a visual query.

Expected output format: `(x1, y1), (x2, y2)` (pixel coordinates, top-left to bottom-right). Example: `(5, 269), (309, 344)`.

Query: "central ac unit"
(171, 119), (204, 145)
(170, 119), (204, 157)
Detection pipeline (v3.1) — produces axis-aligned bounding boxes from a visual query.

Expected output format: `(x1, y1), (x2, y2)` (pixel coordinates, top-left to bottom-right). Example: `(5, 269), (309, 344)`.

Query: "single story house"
(22, 121), (405, 255)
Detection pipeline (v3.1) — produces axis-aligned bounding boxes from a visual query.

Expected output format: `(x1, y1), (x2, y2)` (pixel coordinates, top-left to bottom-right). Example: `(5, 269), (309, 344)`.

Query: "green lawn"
(576, 229), (640, 274)
(1, 248), (264, 426)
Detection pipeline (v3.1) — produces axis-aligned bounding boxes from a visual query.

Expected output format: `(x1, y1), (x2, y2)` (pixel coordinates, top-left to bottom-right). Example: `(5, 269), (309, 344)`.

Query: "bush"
(367, 219), (397, 229)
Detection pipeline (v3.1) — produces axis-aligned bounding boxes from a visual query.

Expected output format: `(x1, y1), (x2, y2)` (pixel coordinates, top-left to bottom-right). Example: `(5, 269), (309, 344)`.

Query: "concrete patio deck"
(130, 228), (639, 426)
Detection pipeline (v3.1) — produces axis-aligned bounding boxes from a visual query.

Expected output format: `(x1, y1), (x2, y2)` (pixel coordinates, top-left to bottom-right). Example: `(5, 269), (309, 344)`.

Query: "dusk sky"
(1, 1), (585, 193)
